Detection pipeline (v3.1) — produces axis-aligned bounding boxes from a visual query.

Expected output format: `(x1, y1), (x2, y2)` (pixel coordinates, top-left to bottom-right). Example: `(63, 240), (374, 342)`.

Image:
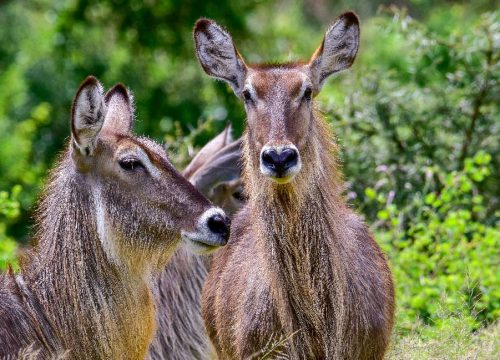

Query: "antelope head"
(183, 127), (244, 216)
(70, 76), (230, 271)
(193, 12), (359, 185)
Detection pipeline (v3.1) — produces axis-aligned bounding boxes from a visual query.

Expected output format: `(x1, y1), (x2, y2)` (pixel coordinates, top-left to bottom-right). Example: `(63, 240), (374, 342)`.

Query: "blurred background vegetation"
(0, 0), (498, 356)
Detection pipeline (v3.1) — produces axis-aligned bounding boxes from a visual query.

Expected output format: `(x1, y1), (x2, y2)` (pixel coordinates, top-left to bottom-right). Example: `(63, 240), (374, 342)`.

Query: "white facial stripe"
(246, 72), (312, 103)
(92, 186), (122, 267)
(243, 80), (257, 102)
(245, 73), (256, 88)
(297, 78), (313, 101)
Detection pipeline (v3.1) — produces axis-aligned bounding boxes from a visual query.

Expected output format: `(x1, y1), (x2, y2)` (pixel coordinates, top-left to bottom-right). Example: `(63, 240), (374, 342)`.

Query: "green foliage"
(0, 186), (21, 270)
(375, 152), (499, 332)
(324, 8), (499, 225)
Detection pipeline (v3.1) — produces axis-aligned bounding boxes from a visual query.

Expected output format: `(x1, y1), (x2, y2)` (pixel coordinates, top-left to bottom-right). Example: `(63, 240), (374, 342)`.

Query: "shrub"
(0, 186), (21, 270)
(374, 152), (499, 331)
(323, 8), (499, 224)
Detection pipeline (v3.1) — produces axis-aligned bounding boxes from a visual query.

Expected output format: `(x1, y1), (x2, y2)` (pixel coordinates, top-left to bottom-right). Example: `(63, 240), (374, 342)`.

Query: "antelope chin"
(268, 174), (296, 184)
(181, 233), (221, 254)
(262, 166), (301, 184)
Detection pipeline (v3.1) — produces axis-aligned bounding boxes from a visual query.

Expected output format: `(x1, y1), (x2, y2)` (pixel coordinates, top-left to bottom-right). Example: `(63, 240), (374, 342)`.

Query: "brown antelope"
(194, 12), (395, 359)
(149, 128), (244, 360)
(184, 125), (244, 217)
(0, 76), (230, 359)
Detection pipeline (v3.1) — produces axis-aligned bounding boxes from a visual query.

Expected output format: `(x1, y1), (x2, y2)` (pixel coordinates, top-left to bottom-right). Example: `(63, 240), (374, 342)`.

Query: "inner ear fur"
(102, 84), (134, 135)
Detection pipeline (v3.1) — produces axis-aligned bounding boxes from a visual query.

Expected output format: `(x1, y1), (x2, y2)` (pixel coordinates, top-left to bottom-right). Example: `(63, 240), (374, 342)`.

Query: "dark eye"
(118, 158), (144, 171)
(232, 191), (245, 201)
(303, 87), (312, 101)
(242, 89), (252, 102)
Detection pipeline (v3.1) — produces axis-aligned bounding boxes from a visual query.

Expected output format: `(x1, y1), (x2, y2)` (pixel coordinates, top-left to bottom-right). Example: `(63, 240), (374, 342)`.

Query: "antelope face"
(194, 12), (359, 184)
(70, 77), (230, 269)
(243, 69), (312, 183)
(98, 135), (230, 256)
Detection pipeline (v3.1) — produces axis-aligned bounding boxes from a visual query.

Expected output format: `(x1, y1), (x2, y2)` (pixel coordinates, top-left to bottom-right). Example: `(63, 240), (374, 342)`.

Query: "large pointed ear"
(71, 76), (106, 156)
(193, 19), (247, 95)
(102, 84), (134, 135)
(308, 12), (360, 91)
(183, 124), (233, 179)
(188, 139), (242, 197)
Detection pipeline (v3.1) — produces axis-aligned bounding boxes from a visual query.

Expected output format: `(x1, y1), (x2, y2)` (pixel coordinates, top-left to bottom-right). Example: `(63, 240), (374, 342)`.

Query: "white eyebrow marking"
(243, 81), (257, 99)
(119, 147), (161, 179)
(295, 75), (313, 103)
(137, 148), (161, 178)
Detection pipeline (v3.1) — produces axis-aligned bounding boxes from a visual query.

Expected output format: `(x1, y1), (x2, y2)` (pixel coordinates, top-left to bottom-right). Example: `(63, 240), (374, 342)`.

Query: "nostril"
(280, 148), (298, 169)
(262, 148), (299, 174)
(207, 214), (230, 240)
(261, 150), (277, 169)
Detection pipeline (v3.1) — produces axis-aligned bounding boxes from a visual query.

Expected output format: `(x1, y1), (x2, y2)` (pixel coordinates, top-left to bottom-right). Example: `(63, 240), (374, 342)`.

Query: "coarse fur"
(194, 12), (395, 359)
(148, 128), (243, 360)
(0, 76), (228, 359)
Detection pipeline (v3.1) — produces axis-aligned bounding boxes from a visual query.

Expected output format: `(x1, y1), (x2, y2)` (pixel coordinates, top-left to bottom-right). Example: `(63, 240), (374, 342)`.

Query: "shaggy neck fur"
(243, 113), (360, 358)
(21, 152), (156, 359)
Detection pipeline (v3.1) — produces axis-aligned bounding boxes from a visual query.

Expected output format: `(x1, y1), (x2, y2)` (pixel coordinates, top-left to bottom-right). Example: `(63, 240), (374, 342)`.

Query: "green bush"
(375, 152), (499, 332)
(0, 186), (21, 271)
(323, 8), (499, 225)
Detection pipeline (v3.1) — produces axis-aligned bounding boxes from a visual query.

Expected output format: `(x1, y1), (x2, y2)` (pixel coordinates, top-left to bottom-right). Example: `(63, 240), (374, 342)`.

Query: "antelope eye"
(242, 89), (252, 102)
(232, 191), (245, 201)
(118, 158), (144, 171)
(303, 87), (312, 101)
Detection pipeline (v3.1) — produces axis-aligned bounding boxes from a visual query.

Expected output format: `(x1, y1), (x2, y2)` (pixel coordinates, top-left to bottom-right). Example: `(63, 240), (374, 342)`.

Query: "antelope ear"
(308, 12), (360, 91)
(183, 124), (234, 179)
(71, 76), (106, 156)
(189, 139), (242, 198)
(193, 18), (247, 95)
(102, 84), (134, 135)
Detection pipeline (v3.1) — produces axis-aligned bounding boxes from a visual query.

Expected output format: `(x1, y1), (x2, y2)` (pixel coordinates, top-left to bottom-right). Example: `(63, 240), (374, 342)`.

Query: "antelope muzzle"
(260, 144), (302, 184)
(181, 208), (230, 254)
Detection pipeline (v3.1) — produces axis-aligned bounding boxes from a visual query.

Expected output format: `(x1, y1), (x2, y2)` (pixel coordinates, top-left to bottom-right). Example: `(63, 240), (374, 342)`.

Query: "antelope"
(194, 12), (395, 359)
(183, 125), (244, 217)
(149, 127), (244, 360)
(0, 76), (230, 359)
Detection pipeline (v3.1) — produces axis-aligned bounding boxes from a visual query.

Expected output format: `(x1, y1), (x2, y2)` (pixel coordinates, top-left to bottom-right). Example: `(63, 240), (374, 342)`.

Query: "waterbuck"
(0, 76), (230, 359)
(194, 12), (395, 359)
(149, 128), (243, 360)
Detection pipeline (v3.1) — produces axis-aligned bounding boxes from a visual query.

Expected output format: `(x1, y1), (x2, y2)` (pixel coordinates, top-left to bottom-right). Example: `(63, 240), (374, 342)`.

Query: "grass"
(388, 320), (500, 359)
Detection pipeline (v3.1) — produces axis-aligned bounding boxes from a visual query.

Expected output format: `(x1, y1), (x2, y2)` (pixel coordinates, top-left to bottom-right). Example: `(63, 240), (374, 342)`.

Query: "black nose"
(207, 213), (230, 244)
(261, 148), (298, 176)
